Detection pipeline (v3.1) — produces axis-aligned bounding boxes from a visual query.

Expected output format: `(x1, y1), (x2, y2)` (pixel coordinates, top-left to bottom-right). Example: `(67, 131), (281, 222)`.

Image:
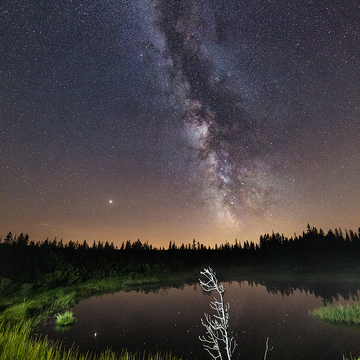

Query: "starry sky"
(2, 0), (360, 248)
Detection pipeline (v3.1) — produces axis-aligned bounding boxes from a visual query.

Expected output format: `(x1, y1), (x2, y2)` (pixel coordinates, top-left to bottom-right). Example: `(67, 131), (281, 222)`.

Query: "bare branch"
(199, 267), (237, 360)
(264, 337), (273, 360)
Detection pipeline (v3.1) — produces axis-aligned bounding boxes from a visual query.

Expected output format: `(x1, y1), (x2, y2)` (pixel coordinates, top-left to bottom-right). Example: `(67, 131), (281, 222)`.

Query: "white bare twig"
(264, 336), (273, 360)
(199, 267), (237, 360)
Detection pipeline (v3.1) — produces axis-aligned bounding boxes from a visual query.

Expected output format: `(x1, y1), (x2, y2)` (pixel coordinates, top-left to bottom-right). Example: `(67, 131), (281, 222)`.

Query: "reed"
(0, 322), (181, 360)
(310, 302), (360, 325)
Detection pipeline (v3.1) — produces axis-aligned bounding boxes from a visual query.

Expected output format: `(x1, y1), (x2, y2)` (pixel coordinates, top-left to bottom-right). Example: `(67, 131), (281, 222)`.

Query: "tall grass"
(0, 322), (181, 360)
(0, 292), (77, 327)
(310, 302), (360, 325)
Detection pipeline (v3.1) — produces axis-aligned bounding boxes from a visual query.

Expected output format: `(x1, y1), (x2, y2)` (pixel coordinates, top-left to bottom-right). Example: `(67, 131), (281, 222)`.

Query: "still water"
(36, 279), (360, 359)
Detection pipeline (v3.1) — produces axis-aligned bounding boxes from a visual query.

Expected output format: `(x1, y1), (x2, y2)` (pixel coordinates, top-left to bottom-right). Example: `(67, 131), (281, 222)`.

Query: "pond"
(35, 278), (360, 360)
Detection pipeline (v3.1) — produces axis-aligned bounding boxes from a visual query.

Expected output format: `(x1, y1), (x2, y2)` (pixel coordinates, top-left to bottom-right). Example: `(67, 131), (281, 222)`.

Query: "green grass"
(0, 273), (185, 359)
(0, 292), (77, 327)
(0, 321), (181, 360)
(56, 311), (76, 326)
(310, 301), (360, 325)
(0, 274), (161, 327)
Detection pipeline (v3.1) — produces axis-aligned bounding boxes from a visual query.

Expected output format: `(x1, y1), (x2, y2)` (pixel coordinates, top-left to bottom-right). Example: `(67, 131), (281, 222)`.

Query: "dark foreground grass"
(310, 301), (360, 325)
(0, 321), (181, 360)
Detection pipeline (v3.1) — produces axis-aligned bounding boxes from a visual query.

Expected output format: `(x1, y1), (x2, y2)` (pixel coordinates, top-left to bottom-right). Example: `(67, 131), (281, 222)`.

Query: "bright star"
(109, 200), (113, 204)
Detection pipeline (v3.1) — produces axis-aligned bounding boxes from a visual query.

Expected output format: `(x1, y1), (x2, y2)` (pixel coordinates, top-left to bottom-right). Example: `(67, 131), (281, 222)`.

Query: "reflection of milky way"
(150, 0), (282, 224)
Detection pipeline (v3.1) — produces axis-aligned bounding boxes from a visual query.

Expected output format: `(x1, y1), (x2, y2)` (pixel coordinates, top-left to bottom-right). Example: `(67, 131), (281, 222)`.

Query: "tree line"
(1, 225), (359, 295)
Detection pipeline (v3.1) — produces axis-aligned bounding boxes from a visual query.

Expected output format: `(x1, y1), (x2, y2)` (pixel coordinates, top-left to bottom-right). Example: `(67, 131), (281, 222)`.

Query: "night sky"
(2, 0), (359, 248)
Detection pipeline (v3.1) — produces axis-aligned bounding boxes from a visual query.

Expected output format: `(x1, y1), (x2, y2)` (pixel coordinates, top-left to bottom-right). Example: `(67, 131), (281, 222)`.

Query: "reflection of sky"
(35, 282), (360, 359)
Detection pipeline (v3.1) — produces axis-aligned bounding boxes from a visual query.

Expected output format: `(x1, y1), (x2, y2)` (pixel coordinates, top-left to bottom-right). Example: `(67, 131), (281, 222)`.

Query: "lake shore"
(1, 265), (360, 360)
(2, 264), (360, 326)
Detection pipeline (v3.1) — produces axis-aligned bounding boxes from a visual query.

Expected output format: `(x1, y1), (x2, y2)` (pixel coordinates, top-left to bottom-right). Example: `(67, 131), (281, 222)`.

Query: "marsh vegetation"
(56, 311), (76, 327)
(311, 302), (360, 325)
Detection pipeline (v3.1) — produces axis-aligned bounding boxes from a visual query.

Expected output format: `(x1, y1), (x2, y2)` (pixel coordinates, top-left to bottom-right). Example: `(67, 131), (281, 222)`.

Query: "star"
(2, 0), (359, 247)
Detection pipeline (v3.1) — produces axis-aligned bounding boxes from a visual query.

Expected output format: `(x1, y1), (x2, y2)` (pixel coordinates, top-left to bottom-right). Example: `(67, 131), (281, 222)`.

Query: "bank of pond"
(1, 269), (359, 360)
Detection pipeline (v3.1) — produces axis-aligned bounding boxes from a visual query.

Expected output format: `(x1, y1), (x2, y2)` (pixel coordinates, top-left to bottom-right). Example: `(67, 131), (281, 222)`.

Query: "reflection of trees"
(113, 280), (360, 305)
(247, 280), (360, 304)
(124, 282), (195, 295)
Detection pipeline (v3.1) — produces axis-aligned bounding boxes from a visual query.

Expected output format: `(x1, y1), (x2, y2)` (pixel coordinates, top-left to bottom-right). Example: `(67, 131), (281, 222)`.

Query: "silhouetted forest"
(1, 225), (359, 295)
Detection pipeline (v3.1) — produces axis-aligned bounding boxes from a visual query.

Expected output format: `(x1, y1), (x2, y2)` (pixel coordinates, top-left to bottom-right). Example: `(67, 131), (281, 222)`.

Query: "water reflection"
(119, 277), (360, 304)
(247, 279), (360, 304)
(35, 278), (360, 360)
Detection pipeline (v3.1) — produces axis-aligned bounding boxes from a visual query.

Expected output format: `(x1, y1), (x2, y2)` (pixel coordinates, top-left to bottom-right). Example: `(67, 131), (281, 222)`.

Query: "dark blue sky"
(2, 0), (359, 246)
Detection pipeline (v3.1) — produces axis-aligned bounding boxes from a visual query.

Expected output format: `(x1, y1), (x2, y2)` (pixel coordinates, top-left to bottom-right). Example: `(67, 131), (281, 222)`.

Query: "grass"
(0, 273), (184, 359)
(0, 291), (77, 327)
(0, 274), (162, 327)
(310, 301), (360, 325)
(56, 310), (76, 326)
(0, 268), (203, 328)
(0, 321), (181, 360)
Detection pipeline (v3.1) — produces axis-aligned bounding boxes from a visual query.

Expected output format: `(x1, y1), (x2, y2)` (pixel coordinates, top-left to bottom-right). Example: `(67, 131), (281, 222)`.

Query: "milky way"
(146, 0), (284, 225)
(3, 0), (359, 245)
